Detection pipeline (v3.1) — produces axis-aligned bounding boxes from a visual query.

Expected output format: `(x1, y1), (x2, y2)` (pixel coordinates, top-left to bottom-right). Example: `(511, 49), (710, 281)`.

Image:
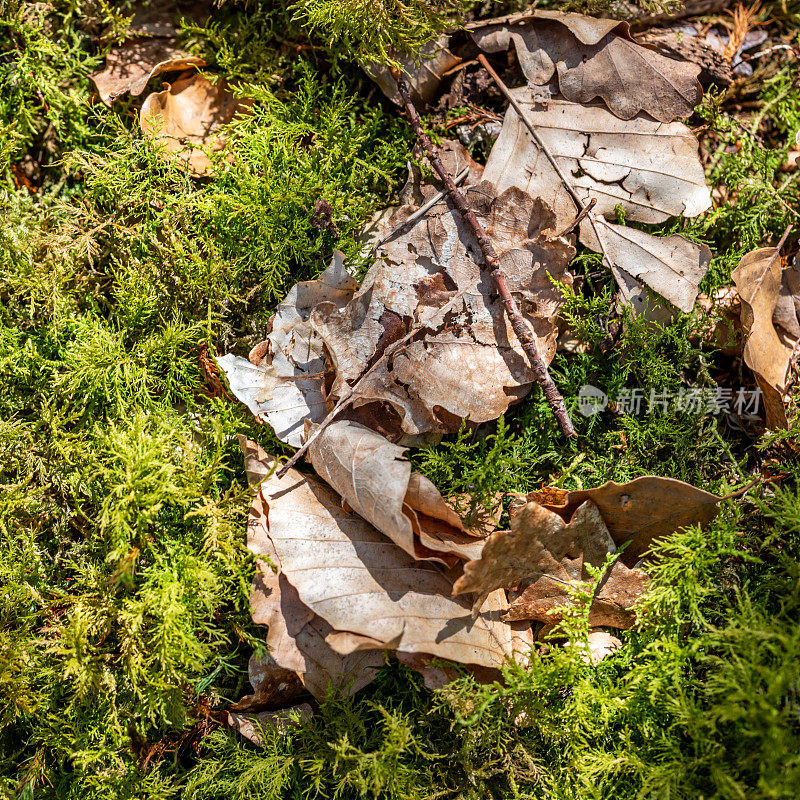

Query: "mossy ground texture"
(1, 1), (800, 798)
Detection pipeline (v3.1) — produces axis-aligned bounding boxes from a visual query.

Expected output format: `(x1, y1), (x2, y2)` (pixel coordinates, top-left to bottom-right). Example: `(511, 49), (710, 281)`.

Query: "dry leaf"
(396, 652), (499, 691)
(311, 182), (575, 438)
(140, 73), (252, 176)
(245, 441), (532, 670)
(308, 420), (485, 561)
(528, 476), (721, 562)
(773, 257), (800, 345)
(732, 246), (794, 429)
(366, 36), (461, 106)
(228, 703), (313, 746)
(482, 90), (711, 311)
(230, 653), (304, 712)
(469, 10), (702, 122)
(90, 39), (205, 105)
(217, 253), (357, 447)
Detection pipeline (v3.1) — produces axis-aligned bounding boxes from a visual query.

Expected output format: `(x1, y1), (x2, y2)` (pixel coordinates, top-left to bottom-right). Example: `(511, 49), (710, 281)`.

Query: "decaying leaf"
(230, 653), (304, 712)
(732, 246), (794, 429)
(217, 253), (358, 447)
(773, 257), (800, 345)
(469, 10), (702, 122)
(90, 40), (205, 105)
(454, 499), (647, 628)
(528, 476), (722, 562)
(140, 73), (252, 176)
(366, 36), (461, 106)
(311, 182), (575, 438)
(228, 703), (314, 746)
(482, 90), (711, 311)
(396, 652), (499, 691)
(308, 420), (485, 561)
(244, 439), (532, 670)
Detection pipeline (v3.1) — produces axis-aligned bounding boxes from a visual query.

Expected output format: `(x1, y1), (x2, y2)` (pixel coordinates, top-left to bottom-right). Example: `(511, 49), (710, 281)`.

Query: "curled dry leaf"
(773, 256), (800, 345)
(732, 246), (794, 429)
(527, 475), (721, 562)
(482, 90), (711, 311)
(469, 10), (702, 122)
(140, 73), (252, 176)
(454, 499), (648, 628)
(228, 703), (314, 746)
(90, 39), (205, 105)
(243, 438), (532, 670)
(311, 181), (575, 438)
(308, 420), (486, 561)
(365, 36), (461, 106)
(230, 653), (304, 712)
(217, 253), (358, 447)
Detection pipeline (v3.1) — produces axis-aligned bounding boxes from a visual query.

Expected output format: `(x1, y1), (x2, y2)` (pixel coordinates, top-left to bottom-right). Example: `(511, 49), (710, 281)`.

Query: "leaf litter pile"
(88, 2), (799, 744)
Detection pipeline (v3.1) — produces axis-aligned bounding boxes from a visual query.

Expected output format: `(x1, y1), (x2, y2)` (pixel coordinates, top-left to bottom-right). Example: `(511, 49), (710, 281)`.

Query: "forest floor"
(1, 1), (800, 798)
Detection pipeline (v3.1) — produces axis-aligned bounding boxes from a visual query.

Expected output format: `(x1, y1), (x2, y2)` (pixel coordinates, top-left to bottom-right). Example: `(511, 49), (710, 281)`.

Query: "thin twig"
(391, 67), (577, 438)
(555, 198), (597, 238)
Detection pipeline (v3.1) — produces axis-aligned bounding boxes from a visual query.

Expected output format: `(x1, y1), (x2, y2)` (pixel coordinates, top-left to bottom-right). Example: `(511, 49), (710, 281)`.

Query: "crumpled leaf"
(482, 90), (711, 311)
(90, 40), (205, 105)
(366, 36), (460, 106)
(217, 253), (357, 447)
(469, 10), (701, 123)
(453, 499), (648, 628)
(228, 703), (313, 746)
(140, 73), (252, 176)
(773, 256), (800, 345)
(527, 476), (722, 562)
(308, 420), (485, 561)
(245, 440), (532, 670)
(732, 246), (794, 429)
(310, 182), (575, 438)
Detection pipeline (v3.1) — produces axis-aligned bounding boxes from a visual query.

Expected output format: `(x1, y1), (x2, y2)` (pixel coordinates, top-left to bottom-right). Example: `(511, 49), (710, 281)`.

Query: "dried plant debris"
(453, 499), (648, 628)
(482, 90), (711, 312)
(308, 420), (485, 561)
(366, 36), (460, 106)
(241, 437), (533, 673)
(227, 703), (314, 746)
(527, 476), (722, 563)
(312, 182), (575, 438)
(469, 10), (702, 122)
(217, 253), (358, 447)
(90, 40), (205, 105)
(732, 244), (794, 429)
(140, 73), (252, 176)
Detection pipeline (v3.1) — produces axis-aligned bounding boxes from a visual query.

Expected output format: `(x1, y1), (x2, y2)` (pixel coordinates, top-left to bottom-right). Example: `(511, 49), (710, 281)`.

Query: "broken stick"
(390, 68), (577, 439)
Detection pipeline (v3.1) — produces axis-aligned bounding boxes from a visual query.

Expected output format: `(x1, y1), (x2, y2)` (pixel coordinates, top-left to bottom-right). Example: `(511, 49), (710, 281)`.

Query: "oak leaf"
(469, 10), (702, 122)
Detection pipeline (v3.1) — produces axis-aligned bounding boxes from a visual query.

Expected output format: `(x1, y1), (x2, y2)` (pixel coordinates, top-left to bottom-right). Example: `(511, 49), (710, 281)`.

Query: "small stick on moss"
(390, 67), (577, 438)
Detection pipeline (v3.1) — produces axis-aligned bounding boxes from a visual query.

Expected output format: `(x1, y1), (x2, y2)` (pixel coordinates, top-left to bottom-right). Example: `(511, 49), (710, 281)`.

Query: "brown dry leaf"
(469, 10), (702, 122)
(365, 36), (461, 106)
(482, 90), (711, 312)
(773, 257), (800, 345)
(311, 182), (575, 438)
(396, 652), (500, 691)
(243, 438), (384, 699)
(529, 476), (721, 562)
(217, 253), (357, 447)
(229, 653), (304, 712)
(228, 703), (314, 746)
(245, 441), (532, 670)
(308, 420), (484, 561)
(140, 73), (252, 176)
(90, 39), (205, 105)
(732, 246), (793, 429)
